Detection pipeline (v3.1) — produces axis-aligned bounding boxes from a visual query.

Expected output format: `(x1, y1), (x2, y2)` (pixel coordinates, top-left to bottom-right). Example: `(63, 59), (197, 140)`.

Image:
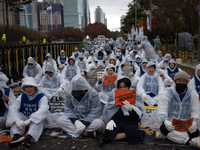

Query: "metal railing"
(0, 42), (83, 83)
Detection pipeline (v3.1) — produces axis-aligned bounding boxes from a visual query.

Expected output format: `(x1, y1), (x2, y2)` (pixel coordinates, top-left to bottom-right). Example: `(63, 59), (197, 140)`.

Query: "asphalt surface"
(0, 65), (199, 150)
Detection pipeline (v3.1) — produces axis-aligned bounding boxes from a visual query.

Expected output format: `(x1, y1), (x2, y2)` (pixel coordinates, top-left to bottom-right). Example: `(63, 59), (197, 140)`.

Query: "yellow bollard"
(16, 49), (19, 73)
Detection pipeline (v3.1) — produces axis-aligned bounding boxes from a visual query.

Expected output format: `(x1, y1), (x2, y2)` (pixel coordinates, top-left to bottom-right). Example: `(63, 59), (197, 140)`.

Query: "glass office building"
(19, 0), (39, 30)
(82, 0), (90, 28)
(38, 1), (63, 31)
(94, 6), (105, 24)
(63, 0), (82, 29)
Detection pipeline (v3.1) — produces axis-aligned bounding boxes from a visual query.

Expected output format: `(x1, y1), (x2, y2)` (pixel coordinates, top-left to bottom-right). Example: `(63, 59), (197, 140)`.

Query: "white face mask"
(47, 58), (51, 61)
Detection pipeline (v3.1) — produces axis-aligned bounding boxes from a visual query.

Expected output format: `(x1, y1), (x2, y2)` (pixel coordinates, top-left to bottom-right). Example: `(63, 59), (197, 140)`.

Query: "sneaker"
(189, 137), (200, 149)
(155, 130), (166, 140)
(22, 135), (32, 147)
(9, 134), (24, 146)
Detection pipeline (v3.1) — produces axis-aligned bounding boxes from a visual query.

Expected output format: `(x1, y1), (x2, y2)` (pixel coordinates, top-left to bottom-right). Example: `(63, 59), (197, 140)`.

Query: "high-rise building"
(19, 0), (39, 30)
(38, 1), (63, 31)
(120, 15), (125, 28)
(63, 0), (82, 29)
(0, 3), (19, 25)
(94, 6), (106, 25)
(82, 0), (90, 28)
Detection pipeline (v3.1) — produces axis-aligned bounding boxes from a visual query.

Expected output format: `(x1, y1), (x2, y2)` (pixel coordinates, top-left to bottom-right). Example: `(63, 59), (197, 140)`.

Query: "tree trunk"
(2, 0), (5, 25)
(5, 0), (9, 26)
(176, 30), (179, 58)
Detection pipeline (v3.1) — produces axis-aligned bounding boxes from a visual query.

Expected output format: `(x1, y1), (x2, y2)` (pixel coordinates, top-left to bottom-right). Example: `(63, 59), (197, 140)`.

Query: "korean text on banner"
(104, 75), (117, 86)
(172, 118), (193, 132)
(115, 90), (136, 105)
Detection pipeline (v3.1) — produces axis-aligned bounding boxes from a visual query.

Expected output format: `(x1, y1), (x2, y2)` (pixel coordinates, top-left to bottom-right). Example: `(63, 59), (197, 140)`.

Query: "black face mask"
(176, 84), (187, 94)
(72, 90), (88, 101)
(79, 58), (83, 61)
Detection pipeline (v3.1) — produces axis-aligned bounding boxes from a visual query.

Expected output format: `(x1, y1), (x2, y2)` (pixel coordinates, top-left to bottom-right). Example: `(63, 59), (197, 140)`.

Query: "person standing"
(22, 36), (26, 44)
(154, 35), (161, 52)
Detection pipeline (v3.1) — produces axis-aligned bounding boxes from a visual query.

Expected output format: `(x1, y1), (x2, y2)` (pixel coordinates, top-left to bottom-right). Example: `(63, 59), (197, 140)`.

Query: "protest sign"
(115, 90), (136, 105)
(49, 98), (65, 113)
(172, 118), (193, 132)
(104, 75), (117, 86)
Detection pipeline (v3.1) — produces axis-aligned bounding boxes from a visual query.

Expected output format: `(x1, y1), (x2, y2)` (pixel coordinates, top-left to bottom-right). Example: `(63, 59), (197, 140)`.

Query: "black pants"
(160, 123), (199, 144)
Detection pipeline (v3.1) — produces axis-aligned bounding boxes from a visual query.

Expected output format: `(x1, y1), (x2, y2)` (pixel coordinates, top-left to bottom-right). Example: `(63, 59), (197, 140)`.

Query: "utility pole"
(135, 0), (137, 27)
(198, 0), (200, 63)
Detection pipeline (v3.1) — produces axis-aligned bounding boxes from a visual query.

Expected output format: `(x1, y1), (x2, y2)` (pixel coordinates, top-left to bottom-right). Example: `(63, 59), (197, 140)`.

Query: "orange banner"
(0, 135), (11, 143)
(172, 118), (193, 132)
(104, 75), (117, 86)
(115, 90), (136, 105)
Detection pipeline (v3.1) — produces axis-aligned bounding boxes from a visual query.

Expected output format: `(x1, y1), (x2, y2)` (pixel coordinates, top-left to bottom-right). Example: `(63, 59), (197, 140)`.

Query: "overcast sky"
(88, 0), (131, 31)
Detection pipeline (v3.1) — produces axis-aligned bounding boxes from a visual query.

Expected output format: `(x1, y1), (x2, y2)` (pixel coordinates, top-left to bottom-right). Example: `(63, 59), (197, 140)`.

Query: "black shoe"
(97, 137), (110, 147)
(22, 135), (32, 147)
(9, 134), (24, 146)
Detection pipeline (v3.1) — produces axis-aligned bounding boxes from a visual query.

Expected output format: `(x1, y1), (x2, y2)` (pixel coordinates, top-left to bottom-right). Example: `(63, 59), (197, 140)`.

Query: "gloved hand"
(189, 122), (197, 133)
(61, 64), (65, 68)
(57, 87), (63, 94)
(98, 76), (102, 81)
(74, 120), (86, 134)
(164, 120), (175, 131)
(123, 100), (132, 112)
(169, 79), (174, 84)
(106, 120), (116, 131)
(24, 119), (31, 126)
(142, 93), (147, 101)
(15, 120), (25, 129)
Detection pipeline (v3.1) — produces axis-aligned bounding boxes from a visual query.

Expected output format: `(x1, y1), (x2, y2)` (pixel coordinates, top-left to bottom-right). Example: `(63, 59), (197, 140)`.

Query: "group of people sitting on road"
(0, 36), (200, 149)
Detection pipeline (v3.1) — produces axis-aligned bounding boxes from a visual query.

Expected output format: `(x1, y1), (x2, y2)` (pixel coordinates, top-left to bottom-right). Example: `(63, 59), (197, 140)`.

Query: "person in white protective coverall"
(38, 65), (67, 101)
(23, 57), (43, 83)
(62, 56), (81, 82)
(57, 75), (104, 138)
(0, 86), (16, 130)
(188, 64), (200, 99)
(95, 64), (117, 111)
(76, 53), (88, 76)
(155, 71), (200, 149)
(0, 71), (9, 87)
(157, 51), (163, 63)
(7, 77), (49, 147)
(94, 47), (107, 66)
(158, 54), (171, 69)
(133, 55), (142, 71)
(137, 36), (157, 63)
(72, 47), (80, 60)
(158, 69), (174, 88)
(137, 62), (165, 106)
(154, 35), (161, 52)
(165, 59), (181, 81)
(98, 76), (145, 146)
(42, 53), (57, 75)
(131, 58), (148, 89)
(108, 56), (122, 75)
(86, 51), (97, 73)
(57, 50), (68, 73)
(115, 49), (125, 65)
(128, 49), (141, 65)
